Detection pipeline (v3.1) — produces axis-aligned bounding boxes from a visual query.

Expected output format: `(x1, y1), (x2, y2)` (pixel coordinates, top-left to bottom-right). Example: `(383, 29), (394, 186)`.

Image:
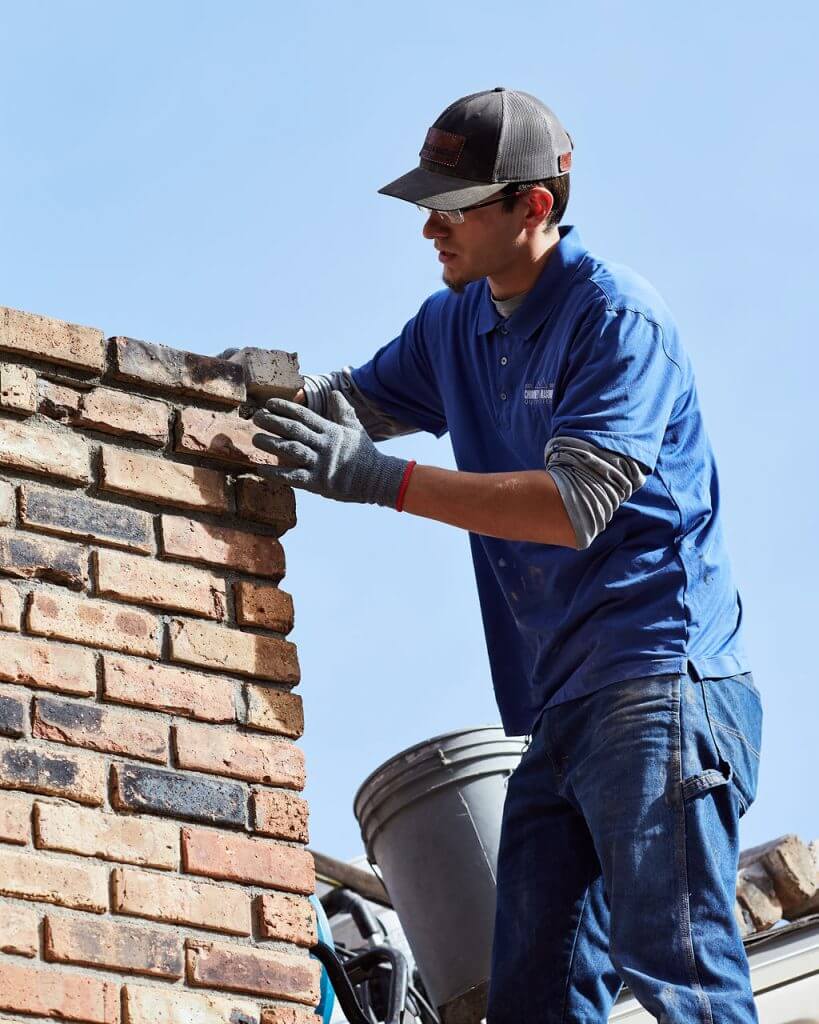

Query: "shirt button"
(500, 392), (508, 401)
(499, 325), (509, 335)
(500, 356), (508, 366)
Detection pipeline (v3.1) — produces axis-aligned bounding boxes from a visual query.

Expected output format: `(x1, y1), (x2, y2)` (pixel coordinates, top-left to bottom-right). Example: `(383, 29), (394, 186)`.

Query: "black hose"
(407, 982), (441, 1024)
(320, 887), (382, 943)
(312, 941), (409, 1024)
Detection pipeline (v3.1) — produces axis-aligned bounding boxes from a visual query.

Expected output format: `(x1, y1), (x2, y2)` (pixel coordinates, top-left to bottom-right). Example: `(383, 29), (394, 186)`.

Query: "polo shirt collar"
(476, 225), (589, 339)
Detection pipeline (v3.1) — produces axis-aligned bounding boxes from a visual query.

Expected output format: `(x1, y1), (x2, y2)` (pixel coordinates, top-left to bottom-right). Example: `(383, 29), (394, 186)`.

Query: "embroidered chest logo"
(523, 379), (555, 405)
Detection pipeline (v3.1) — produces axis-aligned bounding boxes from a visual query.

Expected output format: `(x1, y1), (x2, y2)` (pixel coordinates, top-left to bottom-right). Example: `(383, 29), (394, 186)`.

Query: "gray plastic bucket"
(353, 726), (524, 1021)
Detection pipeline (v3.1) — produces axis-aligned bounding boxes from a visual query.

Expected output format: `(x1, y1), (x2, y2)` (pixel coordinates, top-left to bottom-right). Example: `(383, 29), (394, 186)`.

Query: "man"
(248, 89), (762, 1022)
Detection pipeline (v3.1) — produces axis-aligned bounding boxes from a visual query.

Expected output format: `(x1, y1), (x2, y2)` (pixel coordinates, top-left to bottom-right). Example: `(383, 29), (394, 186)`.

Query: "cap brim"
(378, 166), (509, 210)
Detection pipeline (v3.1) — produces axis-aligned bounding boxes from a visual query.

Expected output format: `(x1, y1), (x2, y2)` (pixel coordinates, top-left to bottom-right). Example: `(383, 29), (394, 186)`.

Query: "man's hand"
(252, 393), (410, 506)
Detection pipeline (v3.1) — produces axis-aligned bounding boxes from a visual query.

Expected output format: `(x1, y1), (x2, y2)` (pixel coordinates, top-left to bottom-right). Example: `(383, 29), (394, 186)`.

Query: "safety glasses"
(416, 187), (532, 224)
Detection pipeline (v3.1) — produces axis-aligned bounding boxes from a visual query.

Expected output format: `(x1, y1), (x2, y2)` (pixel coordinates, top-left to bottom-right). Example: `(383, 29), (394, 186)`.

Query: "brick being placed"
(109, 334), (246, 404)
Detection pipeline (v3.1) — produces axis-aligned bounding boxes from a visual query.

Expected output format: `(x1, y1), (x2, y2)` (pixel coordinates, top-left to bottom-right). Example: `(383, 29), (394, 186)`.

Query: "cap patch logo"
(558, 151), (572, 173)
(420, 127), (466, 168)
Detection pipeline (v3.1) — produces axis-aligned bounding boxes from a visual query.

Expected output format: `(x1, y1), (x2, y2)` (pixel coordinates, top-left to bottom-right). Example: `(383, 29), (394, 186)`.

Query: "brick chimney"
(0, 305), (319, 1024)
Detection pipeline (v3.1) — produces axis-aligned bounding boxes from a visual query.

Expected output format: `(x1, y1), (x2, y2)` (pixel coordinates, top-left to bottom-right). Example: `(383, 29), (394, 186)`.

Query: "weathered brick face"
(0, 303), (316, 1023)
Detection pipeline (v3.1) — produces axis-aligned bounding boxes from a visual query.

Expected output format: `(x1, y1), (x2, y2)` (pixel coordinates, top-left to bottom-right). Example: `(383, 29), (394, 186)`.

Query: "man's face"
(421, 196), (529, 293)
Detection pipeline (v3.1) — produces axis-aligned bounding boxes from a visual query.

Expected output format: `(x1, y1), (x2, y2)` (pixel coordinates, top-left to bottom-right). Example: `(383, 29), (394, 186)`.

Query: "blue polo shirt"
(352, 226), (749, 735)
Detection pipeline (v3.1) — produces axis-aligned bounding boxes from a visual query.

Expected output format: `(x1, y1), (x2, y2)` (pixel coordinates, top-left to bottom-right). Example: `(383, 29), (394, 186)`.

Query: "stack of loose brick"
(0, 304), (320, 1024)
(734, 834), (819, 937)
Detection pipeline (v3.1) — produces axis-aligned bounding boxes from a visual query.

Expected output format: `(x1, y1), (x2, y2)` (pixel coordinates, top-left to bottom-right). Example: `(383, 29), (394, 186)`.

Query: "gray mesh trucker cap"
(379, 87), (573, 210)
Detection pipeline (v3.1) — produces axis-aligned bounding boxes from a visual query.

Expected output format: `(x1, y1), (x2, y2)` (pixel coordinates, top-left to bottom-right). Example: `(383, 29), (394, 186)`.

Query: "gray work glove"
(252, 393), (410, 507)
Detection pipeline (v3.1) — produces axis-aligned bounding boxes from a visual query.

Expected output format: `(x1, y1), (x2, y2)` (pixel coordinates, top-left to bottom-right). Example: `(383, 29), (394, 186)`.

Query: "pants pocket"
(680, 673), (762, 815)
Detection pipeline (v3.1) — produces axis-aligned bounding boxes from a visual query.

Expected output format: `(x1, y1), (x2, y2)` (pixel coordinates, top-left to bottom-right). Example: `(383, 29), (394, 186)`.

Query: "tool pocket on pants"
(680, 672), (762, 816)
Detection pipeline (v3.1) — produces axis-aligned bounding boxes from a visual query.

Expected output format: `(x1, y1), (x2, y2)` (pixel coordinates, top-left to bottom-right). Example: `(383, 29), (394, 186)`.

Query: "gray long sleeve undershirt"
(302, 368), (418, 442)
(301, 368), (647, 549)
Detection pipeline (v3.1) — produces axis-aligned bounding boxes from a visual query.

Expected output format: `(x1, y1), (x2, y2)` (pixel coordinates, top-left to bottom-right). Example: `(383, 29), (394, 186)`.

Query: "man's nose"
(422, 212), (449, 240)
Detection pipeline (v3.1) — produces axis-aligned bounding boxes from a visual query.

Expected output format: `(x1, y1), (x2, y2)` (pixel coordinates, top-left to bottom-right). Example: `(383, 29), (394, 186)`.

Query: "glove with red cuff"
(252, 393), (416, 509)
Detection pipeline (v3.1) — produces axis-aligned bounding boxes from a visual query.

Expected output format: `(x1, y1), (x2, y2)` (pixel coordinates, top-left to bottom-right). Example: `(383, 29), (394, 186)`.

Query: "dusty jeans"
(486, 670), (762, 1023)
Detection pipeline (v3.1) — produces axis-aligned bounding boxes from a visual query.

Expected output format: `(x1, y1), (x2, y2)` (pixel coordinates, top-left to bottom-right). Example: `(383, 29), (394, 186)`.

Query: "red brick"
(236, 475), (296, 535)
(161, 515), (285, 577)
(182, 826), (315, 894)
(235, 581), (294, 633)
(95, 549), (226, 619)
(256, 892), (317, 947)
(245, 687), (304, 738)
(59, 385), (169, 445)
(756, 834), (818, 915)
(0, 846), (108, 911)
(252, 788), (309, 843)
(0, 580), (22, 630)
(100, 446), (228, 513)
(122, 983), (259, 1024)
(176, 407), (280, 469)
(0, 960), (118, 1022)
(0, 738), (106, 805)
(19, 483), (154, 554)
(261, 1007), (321, 1024)
(0, 478), (15, 525)
(0, 790), (31, 844)
(168, 618), (299, 684)
(110, 335), (246, 405)
(37, 377), (84, 418)
(102, 655), (236, 723)
(0, 305), (105, 372)
(33, 695), (168, 763)
(45, 914), (183, 980)
(186, 938), (320, 1004)
(0, 363), (37, 414)
(27, 590), (161, 658)
(0, 527), (88, 589)
(0, 633), (97, 696)
(0, 417), (90, 482)
(174, 722), (305, 789)
(35, 801), (177, 869)
(113, 866), (252, 936)
(0, 903), (39, 956)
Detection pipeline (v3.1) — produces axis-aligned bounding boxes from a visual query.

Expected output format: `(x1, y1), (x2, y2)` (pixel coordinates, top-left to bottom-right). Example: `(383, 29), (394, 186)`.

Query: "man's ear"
(523, 188), (554, 231)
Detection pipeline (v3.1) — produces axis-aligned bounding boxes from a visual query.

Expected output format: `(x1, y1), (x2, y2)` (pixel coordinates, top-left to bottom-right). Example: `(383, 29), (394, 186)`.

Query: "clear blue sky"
(1, 2), (817, 858)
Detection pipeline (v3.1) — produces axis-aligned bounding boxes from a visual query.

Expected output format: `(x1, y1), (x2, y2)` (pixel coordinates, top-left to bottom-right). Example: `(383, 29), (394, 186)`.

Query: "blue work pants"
(486, 671), (763, 1023)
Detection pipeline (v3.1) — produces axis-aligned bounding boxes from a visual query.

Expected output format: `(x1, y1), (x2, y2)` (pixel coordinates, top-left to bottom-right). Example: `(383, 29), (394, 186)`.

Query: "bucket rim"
(353, 723), (521, 816)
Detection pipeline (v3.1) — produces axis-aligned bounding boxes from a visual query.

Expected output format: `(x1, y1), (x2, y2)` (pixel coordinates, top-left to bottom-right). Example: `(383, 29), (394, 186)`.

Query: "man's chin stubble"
(442, 270), (471, 294)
